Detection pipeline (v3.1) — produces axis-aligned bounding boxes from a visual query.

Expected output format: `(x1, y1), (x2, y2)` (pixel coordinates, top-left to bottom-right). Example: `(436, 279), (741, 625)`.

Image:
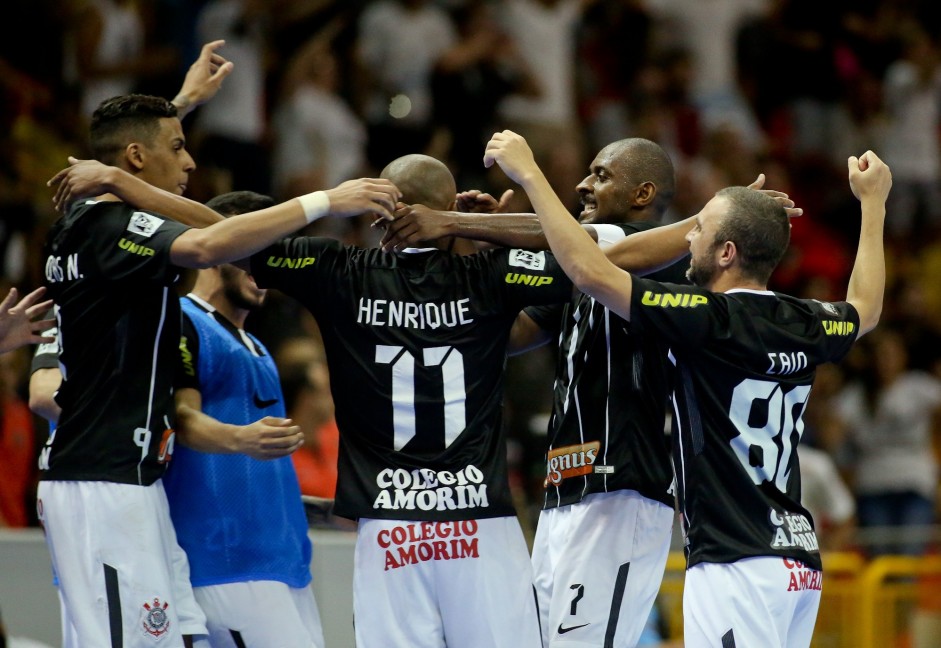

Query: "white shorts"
(191, 581), (325, 648)
(354, 516), (542, 648)
(683, 556), (822, 648)
(531, 490), (674, 648)
(37, 480), (207, 647)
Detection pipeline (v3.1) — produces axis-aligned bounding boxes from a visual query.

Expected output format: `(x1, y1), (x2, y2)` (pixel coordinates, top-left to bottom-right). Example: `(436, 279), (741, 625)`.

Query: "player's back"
(251, 239), (572, 521)
(629, 279), (860, 568)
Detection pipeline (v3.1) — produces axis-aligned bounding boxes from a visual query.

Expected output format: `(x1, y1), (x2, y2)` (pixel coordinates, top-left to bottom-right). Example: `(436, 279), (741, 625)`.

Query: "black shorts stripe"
(722, 628), (736, 648)
(103, 563), (123, 648)
(230, 630), (248, 648)
(533, 585), (544, 646)
(603, 562), (630, 648)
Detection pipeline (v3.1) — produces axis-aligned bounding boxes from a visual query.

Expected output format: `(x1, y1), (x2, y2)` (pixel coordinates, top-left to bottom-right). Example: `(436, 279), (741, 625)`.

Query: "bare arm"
(485, 131), (634, 321)
(845, 151), (892, 337)
(47, 161), (401, 268)
(29, 367), (62, 424)
(171, 40), (234, 120)
(508, 311), (553, 356)
(175, 388), (304, 460)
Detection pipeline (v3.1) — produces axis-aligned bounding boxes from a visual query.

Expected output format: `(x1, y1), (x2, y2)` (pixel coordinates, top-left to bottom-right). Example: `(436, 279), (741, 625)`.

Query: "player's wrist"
(297, 191), (331, 224)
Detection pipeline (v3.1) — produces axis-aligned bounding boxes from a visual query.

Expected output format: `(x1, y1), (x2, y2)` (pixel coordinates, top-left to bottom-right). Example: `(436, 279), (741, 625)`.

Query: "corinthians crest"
(140, 597), (171, 638)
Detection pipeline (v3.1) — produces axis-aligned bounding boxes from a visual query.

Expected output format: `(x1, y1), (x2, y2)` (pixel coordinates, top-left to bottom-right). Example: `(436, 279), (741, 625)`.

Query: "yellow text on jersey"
(822, 320), (855, 336)
(505, 273), (554, 286)
(640, 291), (708, 308)
(118, 238), (155, 257)
(266, 256), (315, 269)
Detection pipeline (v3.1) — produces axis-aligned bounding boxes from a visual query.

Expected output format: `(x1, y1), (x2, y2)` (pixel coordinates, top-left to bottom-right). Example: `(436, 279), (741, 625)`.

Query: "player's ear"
(718, 240), (737, 268)
(126, 142), (145, 171)
(633, 181), (657, 207)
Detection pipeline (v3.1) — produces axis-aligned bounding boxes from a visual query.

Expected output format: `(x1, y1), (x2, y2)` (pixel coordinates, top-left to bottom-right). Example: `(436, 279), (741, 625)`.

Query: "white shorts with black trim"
(37, 480), (207, 648)
(683, 555), (822, 648)
(531, 490), (674, 648)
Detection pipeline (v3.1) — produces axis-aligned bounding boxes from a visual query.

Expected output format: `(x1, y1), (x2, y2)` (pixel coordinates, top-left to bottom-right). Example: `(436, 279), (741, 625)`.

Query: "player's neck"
(708, 271), (766, 294)
(190, 287), (249, 329)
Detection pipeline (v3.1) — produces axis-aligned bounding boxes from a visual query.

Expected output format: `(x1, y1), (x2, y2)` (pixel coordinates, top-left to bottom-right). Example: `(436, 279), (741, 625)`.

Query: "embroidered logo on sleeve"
(509, 249), (546, 271)
(127, 212), (165, 237)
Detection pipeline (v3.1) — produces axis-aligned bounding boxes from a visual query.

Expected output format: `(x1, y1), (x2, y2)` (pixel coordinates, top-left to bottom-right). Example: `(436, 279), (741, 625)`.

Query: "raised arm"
(485, 131), (634, 321)
(175, 388), (303, 460)
(171, 40), (234, 120)
(845, 151), (892, 337)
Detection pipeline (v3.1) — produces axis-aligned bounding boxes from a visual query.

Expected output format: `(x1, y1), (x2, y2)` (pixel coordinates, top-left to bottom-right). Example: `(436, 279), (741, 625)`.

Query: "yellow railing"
(658, 551), (941, 647)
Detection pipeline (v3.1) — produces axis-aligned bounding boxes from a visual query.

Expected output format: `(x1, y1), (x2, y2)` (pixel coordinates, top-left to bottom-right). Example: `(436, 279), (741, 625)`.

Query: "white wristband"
(297, 191), (330, 224)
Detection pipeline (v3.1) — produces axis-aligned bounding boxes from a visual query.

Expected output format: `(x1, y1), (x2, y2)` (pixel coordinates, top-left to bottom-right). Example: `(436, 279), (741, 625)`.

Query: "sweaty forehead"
(591, 143), (633, 176)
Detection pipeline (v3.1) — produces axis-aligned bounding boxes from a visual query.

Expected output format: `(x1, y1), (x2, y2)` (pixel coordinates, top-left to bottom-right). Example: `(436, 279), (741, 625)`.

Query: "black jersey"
(39, 200), (189, 485)
(251, 239), (573, 521)
(30, 308), (58, 374)
(630, 277), (860, 570)
(528, 222), (687, 510)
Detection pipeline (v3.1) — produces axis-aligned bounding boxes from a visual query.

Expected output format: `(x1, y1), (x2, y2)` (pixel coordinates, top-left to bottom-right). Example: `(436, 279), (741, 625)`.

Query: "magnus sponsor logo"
(783, 558), (822, 591)
(545, 442), (600, 486)
(769, 509), (819, 553)
(640, 291), (708, 308)
(377, 520), (480, 571)
(372, 465), (489, 512)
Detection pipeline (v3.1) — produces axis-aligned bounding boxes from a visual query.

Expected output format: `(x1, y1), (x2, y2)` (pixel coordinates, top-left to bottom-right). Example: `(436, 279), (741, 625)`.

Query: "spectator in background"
(496, 0), (587, 213)
(277, 336), (339, 500)
(271, 31), (369, 243)
(354, 0), (458, 169)
(431, 0), (539, 191)
(0, 348), (36, 528)
(62, 0), (178, 122)
(192, 0), (272, 197)
(835, 326), (941, 557)
(880, 25), (941, 244)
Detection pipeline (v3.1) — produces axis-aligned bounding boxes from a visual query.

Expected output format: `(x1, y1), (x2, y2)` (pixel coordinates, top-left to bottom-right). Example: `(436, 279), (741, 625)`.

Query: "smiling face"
(575, 142), (640, 225)
(684, 194), (730, 288)
(138, 117), (195, 195)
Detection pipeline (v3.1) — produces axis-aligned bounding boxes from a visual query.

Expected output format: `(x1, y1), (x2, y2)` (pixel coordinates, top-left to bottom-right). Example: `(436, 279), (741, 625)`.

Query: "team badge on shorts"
(140, 597), (171, 639)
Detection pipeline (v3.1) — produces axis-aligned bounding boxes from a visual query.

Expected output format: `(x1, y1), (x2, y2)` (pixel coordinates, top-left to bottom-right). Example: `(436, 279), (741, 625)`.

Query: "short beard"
(686, 256), (717, 287)
(220, 267), (265, 311)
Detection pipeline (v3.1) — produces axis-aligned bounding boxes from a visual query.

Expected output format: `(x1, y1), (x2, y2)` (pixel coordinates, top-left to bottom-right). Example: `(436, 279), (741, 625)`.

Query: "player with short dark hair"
(484, 130), (891, 648)
(164, 190), (325, 646)
(39, 84), (399, 646)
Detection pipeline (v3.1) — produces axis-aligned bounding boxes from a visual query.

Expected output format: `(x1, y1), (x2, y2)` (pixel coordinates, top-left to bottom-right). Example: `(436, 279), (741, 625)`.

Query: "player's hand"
(47, 157), (116, 212)
(456, 189), (514, 214)
(325, 178), (402, 221)
(848, 151), (892, 203)
(234, 416), (304, 460)
(483, 130), (539, 185)
(0, 287), (55, 354)
(172, 40), (234, 119)
(747, 174), (802, 219)
(379, 203), (452, 252)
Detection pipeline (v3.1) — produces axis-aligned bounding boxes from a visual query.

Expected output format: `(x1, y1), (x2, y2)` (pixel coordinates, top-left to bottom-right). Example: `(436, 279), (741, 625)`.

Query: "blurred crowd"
(2, 0), (941, 557)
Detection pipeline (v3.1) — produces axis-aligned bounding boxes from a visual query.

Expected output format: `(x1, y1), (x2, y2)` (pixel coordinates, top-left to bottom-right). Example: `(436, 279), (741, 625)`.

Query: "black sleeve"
(629, 276), (717, 351)
(488, 248), (573, 311)
(176, 312), (201, 391)
(85, 203), (191, 284)
(250, 236), (342, 309)
(524, 303), (565, 338)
